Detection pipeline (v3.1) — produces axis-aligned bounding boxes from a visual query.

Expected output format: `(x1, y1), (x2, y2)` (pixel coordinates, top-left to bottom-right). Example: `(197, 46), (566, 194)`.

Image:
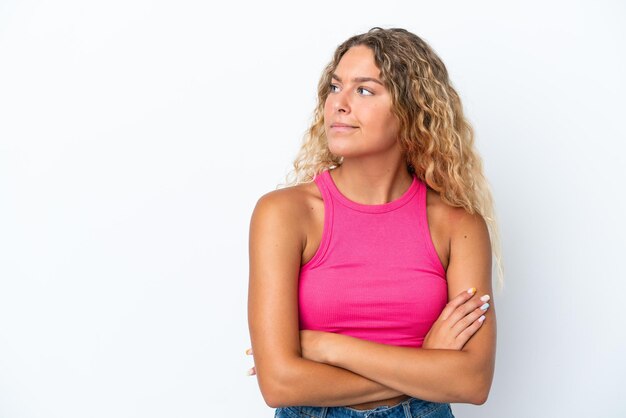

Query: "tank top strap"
(302, 170), (335, 270)
(415, 178), (446, 277)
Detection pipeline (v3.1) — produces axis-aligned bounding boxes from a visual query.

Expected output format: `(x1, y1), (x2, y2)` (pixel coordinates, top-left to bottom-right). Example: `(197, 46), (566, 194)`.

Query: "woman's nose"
(332, 90), (350, 113)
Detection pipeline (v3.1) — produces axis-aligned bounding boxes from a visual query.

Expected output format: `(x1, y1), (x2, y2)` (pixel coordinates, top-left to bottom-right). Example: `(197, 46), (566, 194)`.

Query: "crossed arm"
(247, 191), (496, 408)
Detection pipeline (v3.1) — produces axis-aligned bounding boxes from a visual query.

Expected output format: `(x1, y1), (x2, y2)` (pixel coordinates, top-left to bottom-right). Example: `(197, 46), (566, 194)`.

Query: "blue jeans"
(274, 397), (454, 417)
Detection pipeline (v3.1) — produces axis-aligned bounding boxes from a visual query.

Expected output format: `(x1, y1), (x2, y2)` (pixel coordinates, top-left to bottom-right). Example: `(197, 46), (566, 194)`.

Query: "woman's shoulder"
(425, 186), (488, 235)
(426, 187), (460, 220)
(252, 181), (322, 228)
(256, 180), (321, 209)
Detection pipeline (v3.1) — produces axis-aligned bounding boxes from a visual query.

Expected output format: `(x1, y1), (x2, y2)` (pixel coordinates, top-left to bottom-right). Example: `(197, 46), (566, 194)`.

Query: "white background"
(1, 0), (625, 417)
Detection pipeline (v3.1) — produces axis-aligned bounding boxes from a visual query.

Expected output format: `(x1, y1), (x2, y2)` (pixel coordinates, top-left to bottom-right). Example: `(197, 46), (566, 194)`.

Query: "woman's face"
(324, 45), (401, 159)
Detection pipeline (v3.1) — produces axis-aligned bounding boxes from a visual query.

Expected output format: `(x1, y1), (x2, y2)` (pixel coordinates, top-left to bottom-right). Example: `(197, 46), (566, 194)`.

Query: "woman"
(247, 27), (502, 418)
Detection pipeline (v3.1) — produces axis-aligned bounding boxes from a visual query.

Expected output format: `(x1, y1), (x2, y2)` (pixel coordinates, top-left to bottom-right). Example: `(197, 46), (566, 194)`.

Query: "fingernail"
(480, 294), (490, 302)
(478, 315), (486, 323)
(246, 368), (254, 376)
(480, 302), (490, 310)
(467, 287), (476, 294)
(245, 348), (252, 355)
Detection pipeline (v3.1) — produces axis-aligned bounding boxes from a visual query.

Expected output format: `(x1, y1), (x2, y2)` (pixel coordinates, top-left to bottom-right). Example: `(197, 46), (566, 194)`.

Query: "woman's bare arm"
(315, 208), (497, 405)
(247, 190), (404, 408)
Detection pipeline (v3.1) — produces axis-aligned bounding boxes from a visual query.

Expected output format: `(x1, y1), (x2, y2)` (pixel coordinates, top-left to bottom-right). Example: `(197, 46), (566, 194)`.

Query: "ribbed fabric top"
(298, 168), (447, 348)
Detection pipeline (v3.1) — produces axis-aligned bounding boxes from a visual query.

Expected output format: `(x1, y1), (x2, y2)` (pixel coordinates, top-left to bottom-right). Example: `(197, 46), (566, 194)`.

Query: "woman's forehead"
(334, 47), (381, 79)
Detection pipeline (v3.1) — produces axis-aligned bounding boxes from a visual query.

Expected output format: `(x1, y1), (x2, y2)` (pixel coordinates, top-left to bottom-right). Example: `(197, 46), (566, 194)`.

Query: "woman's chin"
(328, 139), (360, 157)
(328, 145), (356, 159)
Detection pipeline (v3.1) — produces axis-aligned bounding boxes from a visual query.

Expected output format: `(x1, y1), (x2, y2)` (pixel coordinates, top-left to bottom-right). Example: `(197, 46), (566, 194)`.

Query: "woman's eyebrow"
(332, 73), (383, 86)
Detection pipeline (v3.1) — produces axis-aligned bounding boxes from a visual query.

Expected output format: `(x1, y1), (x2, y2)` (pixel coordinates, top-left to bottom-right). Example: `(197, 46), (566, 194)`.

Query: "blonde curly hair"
(278, 27), (504, 292)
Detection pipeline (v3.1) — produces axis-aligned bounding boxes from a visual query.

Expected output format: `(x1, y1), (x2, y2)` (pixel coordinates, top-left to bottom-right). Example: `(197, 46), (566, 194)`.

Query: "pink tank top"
(298, 168), (447, 348)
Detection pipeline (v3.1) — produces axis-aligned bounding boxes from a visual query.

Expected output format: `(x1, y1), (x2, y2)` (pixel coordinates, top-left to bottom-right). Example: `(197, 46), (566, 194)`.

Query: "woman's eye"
(329, 84), (373, 96)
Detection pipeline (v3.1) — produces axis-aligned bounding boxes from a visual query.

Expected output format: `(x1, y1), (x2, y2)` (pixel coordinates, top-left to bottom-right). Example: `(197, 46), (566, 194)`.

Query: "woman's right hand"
(422, 287), (490, 350)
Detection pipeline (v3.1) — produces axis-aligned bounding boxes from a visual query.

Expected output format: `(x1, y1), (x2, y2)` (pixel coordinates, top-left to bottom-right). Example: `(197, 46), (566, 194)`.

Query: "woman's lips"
(330, 125), (357, 132)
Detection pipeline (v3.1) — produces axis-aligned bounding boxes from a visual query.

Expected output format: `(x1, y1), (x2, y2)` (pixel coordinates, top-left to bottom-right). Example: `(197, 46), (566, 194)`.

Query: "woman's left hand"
(245, 330), (332, 376)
